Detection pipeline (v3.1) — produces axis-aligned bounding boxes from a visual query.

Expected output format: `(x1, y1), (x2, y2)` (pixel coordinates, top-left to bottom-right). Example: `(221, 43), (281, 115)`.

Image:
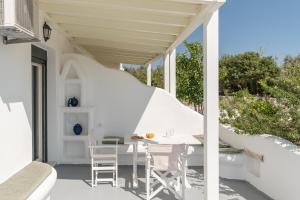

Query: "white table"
(124, 135), (202, 188)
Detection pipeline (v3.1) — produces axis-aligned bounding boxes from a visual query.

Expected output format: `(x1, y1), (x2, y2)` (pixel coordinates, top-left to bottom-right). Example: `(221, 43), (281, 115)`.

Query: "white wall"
(36, 10), (80, 162)
(61, 54), (203, 137)
(220, 125), (300, 200)
(0, 41), (32, 183)
(0, 10), (80, 182)
(56, 54), (204, 165)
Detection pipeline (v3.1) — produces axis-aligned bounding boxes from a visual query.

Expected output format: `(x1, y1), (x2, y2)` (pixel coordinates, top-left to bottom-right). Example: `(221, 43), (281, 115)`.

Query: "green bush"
(221, 54), (300, 145)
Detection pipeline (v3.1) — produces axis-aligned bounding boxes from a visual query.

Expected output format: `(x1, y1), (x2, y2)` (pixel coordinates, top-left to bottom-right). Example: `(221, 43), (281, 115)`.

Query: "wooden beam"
(166, 2), (223, 52)
(90, 53), (152, 62)
(95, 57), (147, 65)
(162, 0), (225, 4)
(40, 0), (199, 16)
(96, 60), (120, 68)
(50, 15), (182, 35)
(40, 3), (190, 27)
(83, 46), (156, 58)
(60, 24), (177, 43)
(65, 30), (172, 47)
(90, 52), (154, 61)
(74, 38), (167, 54)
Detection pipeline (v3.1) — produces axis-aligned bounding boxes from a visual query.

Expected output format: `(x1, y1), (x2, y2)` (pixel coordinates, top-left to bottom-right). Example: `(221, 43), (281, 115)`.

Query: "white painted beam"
(74, 38), (167, 54)
(61, 24), (176, 43)
(95, 56), (149, 65)
(83, 46), (156, 58)
(40, 3), (190, 27)
(40, 0), (199, 16)
(169, 48), (177, 97)
(163, 0), (225, 4)
(147, 64), (152, 86)
(67, 31), (171, 48)
(164, 53), (170, 92)
(203, 9), (219, 200)
(51, 15), (182, 35)
(166, 2), (224, 53)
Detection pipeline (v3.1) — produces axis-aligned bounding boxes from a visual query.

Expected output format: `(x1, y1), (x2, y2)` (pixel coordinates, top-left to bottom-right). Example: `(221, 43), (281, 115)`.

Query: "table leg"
(184, 159), (191, 188)
(132, 143), (138, 188)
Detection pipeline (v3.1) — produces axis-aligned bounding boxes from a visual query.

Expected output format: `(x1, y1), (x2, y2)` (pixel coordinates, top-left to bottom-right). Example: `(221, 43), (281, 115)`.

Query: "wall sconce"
(43, 22), (52, 42)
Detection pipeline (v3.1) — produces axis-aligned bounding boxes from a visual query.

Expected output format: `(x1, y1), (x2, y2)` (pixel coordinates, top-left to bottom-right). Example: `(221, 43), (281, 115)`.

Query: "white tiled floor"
(51, 165), (272, 200)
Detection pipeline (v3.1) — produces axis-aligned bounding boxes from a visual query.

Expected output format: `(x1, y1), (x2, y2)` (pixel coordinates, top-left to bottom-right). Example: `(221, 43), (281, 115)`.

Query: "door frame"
(32, 45), (48, 162)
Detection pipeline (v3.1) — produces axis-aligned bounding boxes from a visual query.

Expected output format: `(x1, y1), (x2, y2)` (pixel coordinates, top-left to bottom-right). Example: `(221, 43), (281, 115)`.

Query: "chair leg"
(113, 171), (116, 187)
(181, 172), (186, 200)
(91, 167), (94, 188)
(146, 167), (151, 200)
(115, 163), (119, 187)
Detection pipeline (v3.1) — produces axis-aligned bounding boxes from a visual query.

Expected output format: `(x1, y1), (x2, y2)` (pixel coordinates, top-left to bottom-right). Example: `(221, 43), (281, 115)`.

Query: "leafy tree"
(123, 65), (163, 88)
(176, 41), (204, 113)
(220, 52), (280, 95)
(221, 54), (300, 145)
(124, 65), (147, 84)
(151, 65), (164, 88)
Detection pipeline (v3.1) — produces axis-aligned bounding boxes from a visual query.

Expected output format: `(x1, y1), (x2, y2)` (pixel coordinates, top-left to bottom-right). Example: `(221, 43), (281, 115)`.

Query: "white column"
(147, 63), (152, 86)
(164, 53), (170, 92)
(119, 63), (124, 71)
(203, 10), (220, 200)
(169, 48), (176, 97)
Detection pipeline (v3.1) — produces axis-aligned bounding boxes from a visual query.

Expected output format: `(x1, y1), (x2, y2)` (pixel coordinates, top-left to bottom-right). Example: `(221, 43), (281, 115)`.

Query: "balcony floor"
(52, 165), (272, 200)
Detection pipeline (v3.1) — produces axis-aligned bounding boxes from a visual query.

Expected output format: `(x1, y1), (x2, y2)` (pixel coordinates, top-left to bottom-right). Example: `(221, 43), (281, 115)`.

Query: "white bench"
(0, 161), (57, 200)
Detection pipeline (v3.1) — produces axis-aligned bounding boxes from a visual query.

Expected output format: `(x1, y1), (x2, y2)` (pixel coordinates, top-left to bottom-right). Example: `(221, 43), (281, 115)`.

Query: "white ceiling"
(39, 0), (224, 68)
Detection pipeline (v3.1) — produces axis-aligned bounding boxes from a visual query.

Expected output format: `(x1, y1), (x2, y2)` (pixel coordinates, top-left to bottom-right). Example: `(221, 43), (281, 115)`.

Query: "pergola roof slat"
(52, 15), (183, 35)
(40, 3), (191, 27)
(40, 0), (224, 66)
(40, 0), (200, 16)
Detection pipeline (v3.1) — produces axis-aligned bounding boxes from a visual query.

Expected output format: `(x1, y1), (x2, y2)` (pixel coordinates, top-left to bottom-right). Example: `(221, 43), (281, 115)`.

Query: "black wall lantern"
(43, 22), (52, 42)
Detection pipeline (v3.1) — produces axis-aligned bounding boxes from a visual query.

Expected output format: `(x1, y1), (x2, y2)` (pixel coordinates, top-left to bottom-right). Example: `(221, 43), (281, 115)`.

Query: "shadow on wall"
(0, 97), (32, 183)
(61, 54), (203, 137)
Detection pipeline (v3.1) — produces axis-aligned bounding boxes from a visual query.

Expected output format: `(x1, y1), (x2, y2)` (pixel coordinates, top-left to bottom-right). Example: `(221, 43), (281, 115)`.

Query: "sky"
(152, 0), (300, 68)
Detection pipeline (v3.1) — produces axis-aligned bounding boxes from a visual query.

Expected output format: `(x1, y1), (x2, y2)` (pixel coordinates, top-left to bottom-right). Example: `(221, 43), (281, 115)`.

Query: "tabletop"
(124, 134), (203, 145)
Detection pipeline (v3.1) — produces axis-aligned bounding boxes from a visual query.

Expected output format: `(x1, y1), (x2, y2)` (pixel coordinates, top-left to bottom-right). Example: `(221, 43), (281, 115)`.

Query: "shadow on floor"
(53, 165), (272, 200)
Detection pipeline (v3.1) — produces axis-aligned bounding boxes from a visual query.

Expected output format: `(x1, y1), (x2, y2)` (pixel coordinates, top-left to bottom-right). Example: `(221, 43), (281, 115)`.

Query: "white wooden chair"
(88, 133), (119, 187)
(146, 144), (187, 200)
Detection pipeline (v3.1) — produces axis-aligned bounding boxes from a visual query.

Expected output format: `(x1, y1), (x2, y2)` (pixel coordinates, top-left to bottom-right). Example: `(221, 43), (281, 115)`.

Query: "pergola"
(40, 0), (225, 199)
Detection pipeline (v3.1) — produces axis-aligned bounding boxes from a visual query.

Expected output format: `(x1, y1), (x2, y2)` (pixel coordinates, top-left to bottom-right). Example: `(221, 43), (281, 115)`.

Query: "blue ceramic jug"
(73, 124), (82, 135)
(67, 97), (79, 107)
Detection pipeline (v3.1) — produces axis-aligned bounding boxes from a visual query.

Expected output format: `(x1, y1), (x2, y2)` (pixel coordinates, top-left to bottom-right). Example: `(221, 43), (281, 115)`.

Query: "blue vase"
(73, 124), (82, 135)
(67, 97), (79, 107)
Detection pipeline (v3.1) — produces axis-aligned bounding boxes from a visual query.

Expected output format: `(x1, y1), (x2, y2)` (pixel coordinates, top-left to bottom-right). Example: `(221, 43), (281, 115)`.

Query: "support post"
(169, 48), (176, 97)
(203, 10), (220, 200)
(119, 63), (124, 71)
(147, 63), (152, 86)
(164, 53), (170, 92)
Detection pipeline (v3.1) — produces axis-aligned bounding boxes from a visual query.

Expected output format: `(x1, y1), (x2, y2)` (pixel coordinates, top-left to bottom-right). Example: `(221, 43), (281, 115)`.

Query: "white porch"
(0, 0), (284, 200)
(52, 165), (272, 200)
(38, 0), (224, 199)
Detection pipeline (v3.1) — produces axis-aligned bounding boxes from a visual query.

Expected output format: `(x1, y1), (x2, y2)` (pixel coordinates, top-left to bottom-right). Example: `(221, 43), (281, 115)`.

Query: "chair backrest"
(147, 144), (187, 171)
(88, 133), (119, 158)
(88, 132), (98, 146)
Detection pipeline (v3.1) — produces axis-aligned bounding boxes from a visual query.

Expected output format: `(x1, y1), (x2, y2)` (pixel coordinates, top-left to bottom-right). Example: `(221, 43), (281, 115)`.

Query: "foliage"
(176, 41), (204, 112)
(124, 65), (147, 85)
(219, 52), (280, 95)
(221, 54), (300, 144)
(124, 43), (300, 144)
(151, 66), (164, 88)
(124, 65), (164, 88)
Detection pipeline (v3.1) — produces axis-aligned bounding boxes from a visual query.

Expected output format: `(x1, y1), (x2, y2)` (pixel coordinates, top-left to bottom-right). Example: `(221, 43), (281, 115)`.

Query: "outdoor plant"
(176, 41), (204, 113)
(221, 55), (300, 145)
